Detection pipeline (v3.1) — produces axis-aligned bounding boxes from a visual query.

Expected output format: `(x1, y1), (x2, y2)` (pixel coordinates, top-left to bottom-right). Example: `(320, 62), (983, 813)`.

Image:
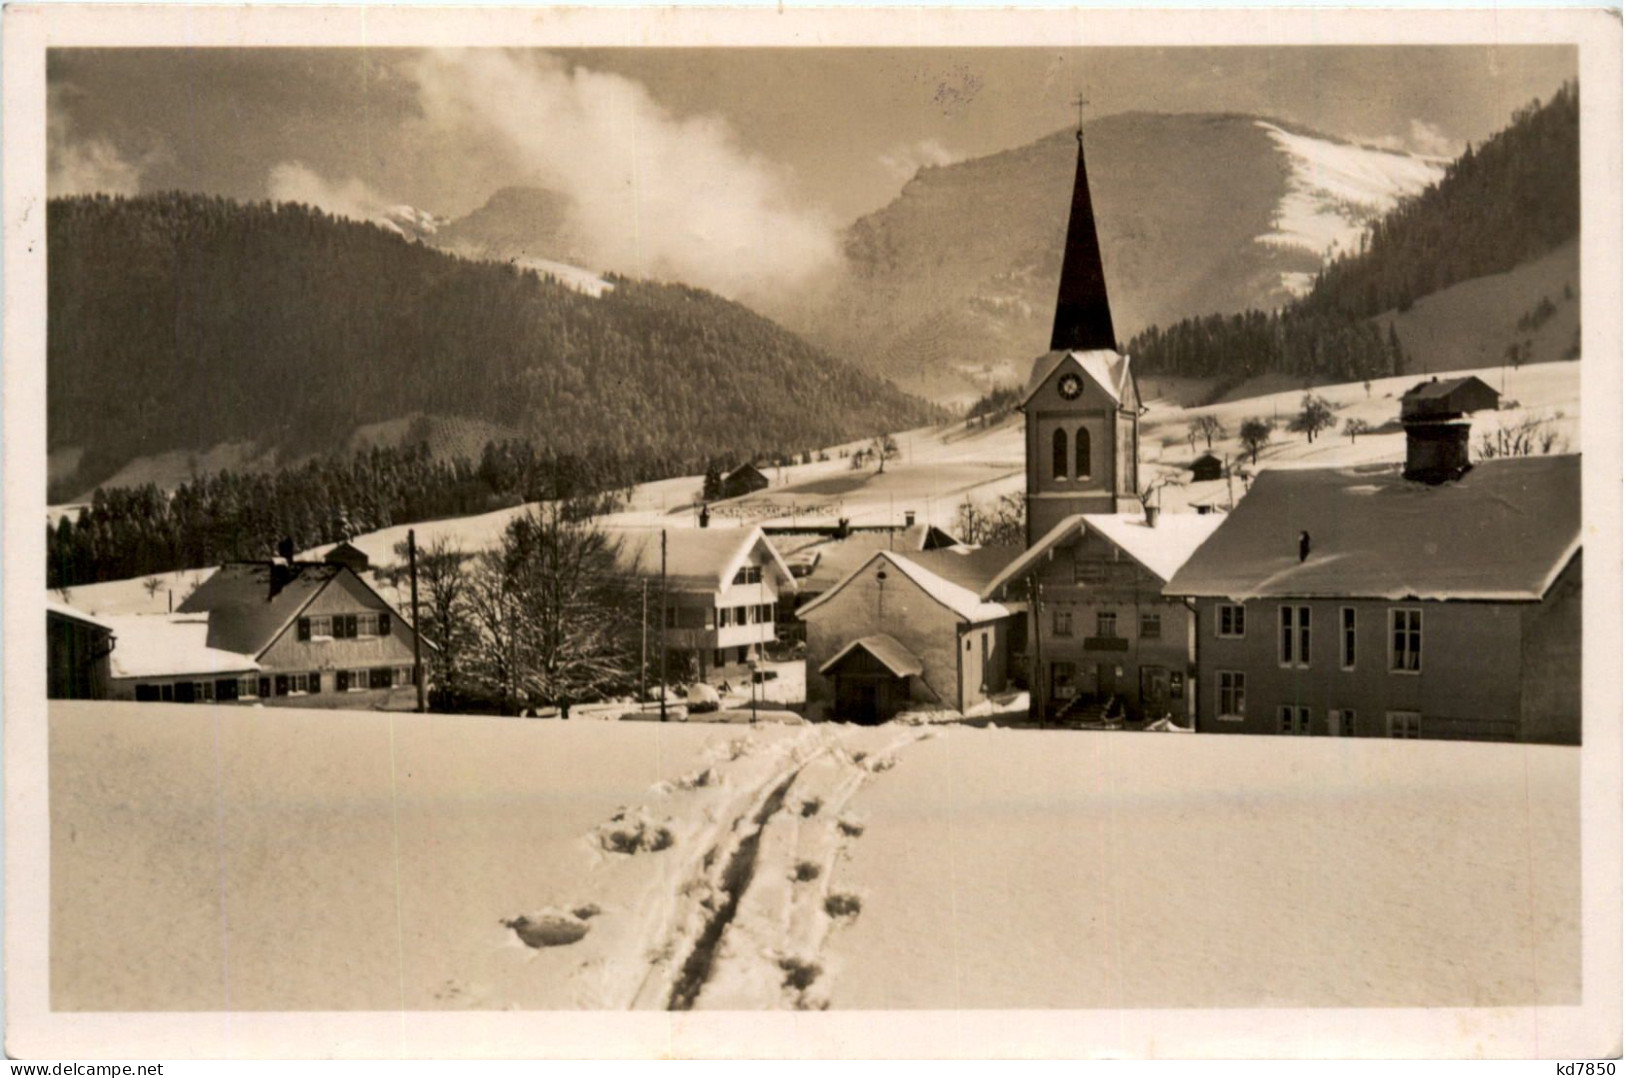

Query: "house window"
(160, 683), (174, 702)
(1328, 709), (1356, 736)
(1386, 711), (1423, 739)
(1139, 612), (1162, 640)
(195, 681), (214, 702)
(1075, 427), (1092, 480)
(237, 676), (258, 699)
(1390, 609), (1422, 673)
(1278, 705), (1311, 735)
(356, 613), (380, 637)
(1217, 671), (1246, 719)
(1279, 605), (1310, 668)
(1096, 611), (1118, 638)
(733, 565), (762, 586)
(1216, 604), (1245, 638)
(301, 615), (333, 640)
(349, 669), (368, 692)
(287, 673), (309, 696)
(215, 678), (239, 702)
(719, 607), (733, 628)
(135, 684), (160, 702)
(1052, 428), (1069, 481)
(1341, 607), (1357, 670)
(1053, 609), (1073, 637)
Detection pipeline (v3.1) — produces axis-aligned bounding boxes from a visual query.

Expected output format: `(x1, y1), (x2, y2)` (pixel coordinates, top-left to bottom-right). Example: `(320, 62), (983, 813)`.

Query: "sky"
(47, 46), (1576, 302)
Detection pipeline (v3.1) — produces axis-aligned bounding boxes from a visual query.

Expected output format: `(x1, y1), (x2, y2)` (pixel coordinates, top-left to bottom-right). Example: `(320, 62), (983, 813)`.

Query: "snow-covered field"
(51, 702), (1577, 1012)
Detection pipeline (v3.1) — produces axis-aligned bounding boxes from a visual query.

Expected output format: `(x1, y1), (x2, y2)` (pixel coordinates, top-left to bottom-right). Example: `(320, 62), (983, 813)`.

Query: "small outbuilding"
(1189, 453), (1224, 482)
(719, 463), (771, 499)
(1400, 375), (1500, 420)
(48, 600), (116, 700)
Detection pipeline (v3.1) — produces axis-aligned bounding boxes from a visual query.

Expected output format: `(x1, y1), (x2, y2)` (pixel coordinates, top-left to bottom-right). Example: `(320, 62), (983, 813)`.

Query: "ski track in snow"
(528, 722), (928, 1010)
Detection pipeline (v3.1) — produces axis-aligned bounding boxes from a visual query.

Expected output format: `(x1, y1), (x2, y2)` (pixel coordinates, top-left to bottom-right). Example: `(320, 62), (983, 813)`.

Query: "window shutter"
(275, 675), (288, 696)
(336, 670), (349, 692)
(346, 615), (358, 638)
(378, 612), (391, 637)
(298, 617), (311, 641)
(308, 671), (321, 694)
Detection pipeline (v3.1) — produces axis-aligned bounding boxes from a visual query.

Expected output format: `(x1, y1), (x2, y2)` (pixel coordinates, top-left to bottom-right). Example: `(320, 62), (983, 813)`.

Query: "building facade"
(799, 549), (1013, 723)
(608, 526), (797, 680)
(982, 513), (1220, 726)
(103, 561), (428, 708)
(47, 601), (115, 700)
(1165, 451), (1582, 744)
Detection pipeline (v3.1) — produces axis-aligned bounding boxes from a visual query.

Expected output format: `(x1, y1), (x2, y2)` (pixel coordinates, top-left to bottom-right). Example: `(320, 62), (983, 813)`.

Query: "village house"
(102, 558), (430, 707)
(798, 545), (1019, 723)
(1400, 374), (1501, 421)
(1163, 432), (1582, 743)
(981, 512), (1222, 726)
(1189, 452), (1224, 482)
(771, 522), (962, 628)
(606, 526), (797, 681)
(47, 600), (115, 699)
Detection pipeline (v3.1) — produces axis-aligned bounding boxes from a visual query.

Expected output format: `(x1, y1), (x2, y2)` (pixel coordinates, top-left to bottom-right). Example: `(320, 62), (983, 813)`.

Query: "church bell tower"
(1021, 100), (1141, 546)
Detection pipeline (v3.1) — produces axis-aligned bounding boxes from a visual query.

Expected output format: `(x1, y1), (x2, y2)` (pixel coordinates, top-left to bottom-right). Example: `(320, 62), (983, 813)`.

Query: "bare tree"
(463, 505), (640, 715)
(871, 433), (900, 475)
(1138, 468), (1187, 512)
(1288, 394), (1336, 443)
(394, 534), (474, 709)
(142, 576), (164, 600)
(956, 493), (1025, 547)
(1189, 415), (1227, 450)
(1239, 417), (1272, 465)
(1343, 417), (1371, 443)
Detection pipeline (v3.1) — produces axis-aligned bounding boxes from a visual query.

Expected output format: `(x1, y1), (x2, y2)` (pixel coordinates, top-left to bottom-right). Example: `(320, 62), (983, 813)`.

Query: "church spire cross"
(1072, 92), (1088, 144)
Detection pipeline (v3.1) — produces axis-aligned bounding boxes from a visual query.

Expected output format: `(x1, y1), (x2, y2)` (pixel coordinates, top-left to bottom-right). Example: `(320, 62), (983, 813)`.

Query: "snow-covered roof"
(47, 599), (115, 633)
(798, 550), (1010, 624)
(771, 525), (956, 594)
(178, 562), (344, 656)
(1021, 349), (1132, 408)
(606, 526), (796, 594)
(980, 512), (1224, 598)
(1163, 456), (1581, 602)
(819, 634), (925, 679)
(100, 614), (261, 680)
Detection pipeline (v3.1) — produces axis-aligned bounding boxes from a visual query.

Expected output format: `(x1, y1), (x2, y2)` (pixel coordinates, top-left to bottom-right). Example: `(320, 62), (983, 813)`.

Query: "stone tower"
(1020, 120), (1141, 546)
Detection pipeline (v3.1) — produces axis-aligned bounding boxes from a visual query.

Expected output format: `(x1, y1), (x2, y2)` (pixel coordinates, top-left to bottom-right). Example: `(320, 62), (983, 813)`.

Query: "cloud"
(878, 138), (957, 184)
(48, 89), (144, 197)
(1406, 119), (1461, 159)
(266, 161), (390, 222)
(403, 50), (839, 308)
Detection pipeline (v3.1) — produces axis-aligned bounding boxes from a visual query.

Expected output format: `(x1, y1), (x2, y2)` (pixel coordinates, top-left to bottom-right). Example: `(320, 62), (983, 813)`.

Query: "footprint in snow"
(503, 907), (595, 948)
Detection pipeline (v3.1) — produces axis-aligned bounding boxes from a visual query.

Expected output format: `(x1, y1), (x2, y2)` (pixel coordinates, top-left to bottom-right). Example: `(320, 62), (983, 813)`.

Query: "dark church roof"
(1049, 131), (1117, 353)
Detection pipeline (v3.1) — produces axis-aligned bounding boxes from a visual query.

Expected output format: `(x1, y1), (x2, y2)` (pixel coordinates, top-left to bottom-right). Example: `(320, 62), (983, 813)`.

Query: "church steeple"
(1049, 102), (1117, 353)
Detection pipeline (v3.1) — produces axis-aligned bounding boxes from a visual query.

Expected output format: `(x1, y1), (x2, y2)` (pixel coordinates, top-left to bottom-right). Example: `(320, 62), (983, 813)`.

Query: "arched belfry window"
(1075, 427), (1092, 480)
(1052, 428), (1069, 481)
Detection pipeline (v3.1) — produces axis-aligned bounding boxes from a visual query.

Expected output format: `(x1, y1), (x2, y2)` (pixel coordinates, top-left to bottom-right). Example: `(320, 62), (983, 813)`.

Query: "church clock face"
(1057, 373), (1084, 401)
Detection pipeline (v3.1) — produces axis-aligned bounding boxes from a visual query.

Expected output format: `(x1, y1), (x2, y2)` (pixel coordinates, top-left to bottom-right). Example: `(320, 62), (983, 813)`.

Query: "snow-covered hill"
(49, 701), (1576, 1016)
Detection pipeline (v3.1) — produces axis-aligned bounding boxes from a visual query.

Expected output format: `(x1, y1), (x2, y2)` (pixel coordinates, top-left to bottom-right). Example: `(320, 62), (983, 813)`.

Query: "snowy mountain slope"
(1256, 121), (1445, 280)
(804, 114), (1444, 404)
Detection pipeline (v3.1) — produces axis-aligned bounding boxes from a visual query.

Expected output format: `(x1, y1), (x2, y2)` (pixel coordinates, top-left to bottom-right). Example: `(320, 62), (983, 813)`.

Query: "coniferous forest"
(1127, 81), (1579, 383)
(48, 192), (939, 498)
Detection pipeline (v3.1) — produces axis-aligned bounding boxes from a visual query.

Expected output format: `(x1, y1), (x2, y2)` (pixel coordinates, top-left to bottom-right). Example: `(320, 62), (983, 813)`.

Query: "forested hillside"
(1127, 82), (1579, 384)
(48, 193), (938, 498)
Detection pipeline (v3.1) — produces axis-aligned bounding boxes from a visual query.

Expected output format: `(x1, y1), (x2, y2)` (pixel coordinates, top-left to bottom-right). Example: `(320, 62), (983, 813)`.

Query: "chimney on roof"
(1402, 414), (1473, 484)
(904, 510), (916, 527)
(1299, 530), (1311, 563)
(269, 561), (294, 600)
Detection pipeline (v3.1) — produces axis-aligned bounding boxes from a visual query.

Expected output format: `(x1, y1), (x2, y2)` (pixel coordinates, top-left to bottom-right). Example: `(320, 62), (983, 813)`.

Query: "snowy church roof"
(980, 512), (1222, 598)
(797, 549), (1011, 624)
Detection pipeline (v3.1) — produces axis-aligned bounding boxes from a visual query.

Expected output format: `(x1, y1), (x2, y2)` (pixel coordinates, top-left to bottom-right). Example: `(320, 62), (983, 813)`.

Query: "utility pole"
(1030, 575), (1044, 727)
(659, 529), (668, 722)
(409, 528), (425, 713)
(640, 578), (648, 707)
